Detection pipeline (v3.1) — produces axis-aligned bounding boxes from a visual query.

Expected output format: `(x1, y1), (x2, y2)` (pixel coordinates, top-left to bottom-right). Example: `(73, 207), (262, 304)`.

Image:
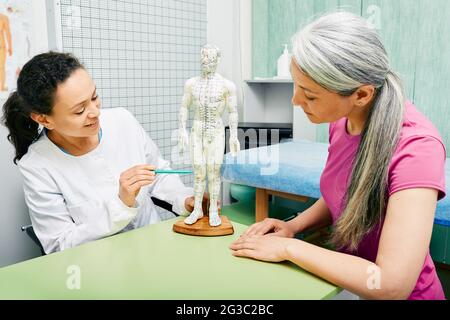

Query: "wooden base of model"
(173, 216), (234, 236)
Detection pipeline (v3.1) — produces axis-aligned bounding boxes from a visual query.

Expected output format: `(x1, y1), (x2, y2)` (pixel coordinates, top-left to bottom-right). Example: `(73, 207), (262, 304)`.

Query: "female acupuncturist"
(230, 12), (446, 300)
(2, 52), (207, 254)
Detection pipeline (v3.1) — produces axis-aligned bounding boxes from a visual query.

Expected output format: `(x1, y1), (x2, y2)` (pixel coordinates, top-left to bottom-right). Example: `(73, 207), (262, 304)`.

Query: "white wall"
(0, 126), (41, 267)
(293, 106), (317, 142)
(207, 0), (252, 205)
(0, 0), (48, 267)
(244, 83), (294, 123)
(207, 0), (252, 121)
(206, 0), (316, 141)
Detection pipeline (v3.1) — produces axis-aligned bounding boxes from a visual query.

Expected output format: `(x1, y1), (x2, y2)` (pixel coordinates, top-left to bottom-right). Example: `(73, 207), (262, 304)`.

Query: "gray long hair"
(292, 12), (405, 251)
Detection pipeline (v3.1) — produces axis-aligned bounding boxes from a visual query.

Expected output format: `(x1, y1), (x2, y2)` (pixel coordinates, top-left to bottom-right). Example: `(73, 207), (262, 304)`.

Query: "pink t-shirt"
(320, 101), (446, 300)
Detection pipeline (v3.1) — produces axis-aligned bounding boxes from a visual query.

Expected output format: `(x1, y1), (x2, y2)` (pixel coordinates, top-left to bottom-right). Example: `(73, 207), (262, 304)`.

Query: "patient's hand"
(230, 235), (294, 262)
(241, 218), (296, 238)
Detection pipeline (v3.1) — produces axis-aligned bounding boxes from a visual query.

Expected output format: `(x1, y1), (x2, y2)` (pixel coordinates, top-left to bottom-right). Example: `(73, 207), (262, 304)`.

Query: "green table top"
(0, 218), (340, 299)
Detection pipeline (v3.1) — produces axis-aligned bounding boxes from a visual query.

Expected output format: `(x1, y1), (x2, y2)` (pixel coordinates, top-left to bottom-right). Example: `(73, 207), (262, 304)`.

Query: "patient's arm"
(288, 196), (332, 234)
(241, 196), (332, 238)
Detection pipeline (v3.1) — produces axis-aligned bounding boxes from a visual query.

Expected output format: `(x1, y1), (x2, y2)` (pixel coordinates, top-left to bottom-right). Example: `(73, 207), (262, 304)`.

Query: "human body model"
(179, 45), (240, 227)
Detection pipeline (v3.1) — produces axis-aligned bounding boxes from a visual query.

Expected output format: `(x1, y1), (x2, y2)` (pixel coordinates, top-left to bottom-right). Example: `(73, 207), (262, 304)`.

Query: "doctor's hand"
(184, 192), (221, 213)
(119, 164), (156, 207)
(241, 218), (296, 238)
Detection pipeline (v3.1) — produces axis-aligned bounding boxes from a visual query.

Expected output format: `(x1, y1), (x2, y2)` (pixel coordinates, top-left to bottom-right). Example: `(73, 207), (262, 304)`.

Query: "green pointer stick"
(154, 169), (193, 175)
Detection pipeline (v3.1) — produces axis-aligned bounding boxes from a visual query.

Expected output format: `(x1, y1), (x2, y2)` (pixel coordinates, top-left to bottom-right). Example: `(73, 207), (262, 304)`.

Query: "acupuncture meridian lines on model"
(178, 44), (240, 227)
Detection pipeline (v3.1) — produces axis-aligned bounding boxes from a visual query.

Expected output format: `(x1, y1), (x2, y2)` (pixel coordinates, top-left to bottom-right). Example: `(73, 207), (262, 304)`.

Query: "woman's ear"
(353, 85), (376, 108)
(30, 112), (54, 130)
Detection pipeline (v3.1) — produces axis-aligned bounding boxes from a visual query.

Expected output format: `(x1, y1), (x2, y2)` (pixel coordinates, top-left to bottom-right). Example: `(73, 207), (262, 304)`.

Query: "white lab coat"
(18, 107), (193, 254)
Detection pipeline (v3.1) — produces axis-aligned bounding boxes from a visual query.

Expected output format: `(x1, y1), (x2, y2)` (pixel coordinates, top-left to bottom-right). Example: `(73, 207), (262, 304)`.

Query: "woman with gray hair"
(230, 12), (446, 300)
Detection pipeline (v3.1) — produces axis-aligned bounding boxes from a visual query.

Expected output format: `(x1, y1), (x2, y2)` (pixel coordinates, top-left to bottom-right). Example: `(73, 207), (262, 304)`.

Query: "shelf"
(243, 78), (294, 124)
(244, 78), (293, 84)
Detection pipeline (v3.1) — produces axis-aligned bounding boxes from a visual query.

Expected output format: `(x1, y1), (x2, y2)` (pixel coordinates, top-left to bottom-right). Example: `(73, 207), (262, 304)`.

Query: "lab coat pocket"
(67, 200), (102, 225)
